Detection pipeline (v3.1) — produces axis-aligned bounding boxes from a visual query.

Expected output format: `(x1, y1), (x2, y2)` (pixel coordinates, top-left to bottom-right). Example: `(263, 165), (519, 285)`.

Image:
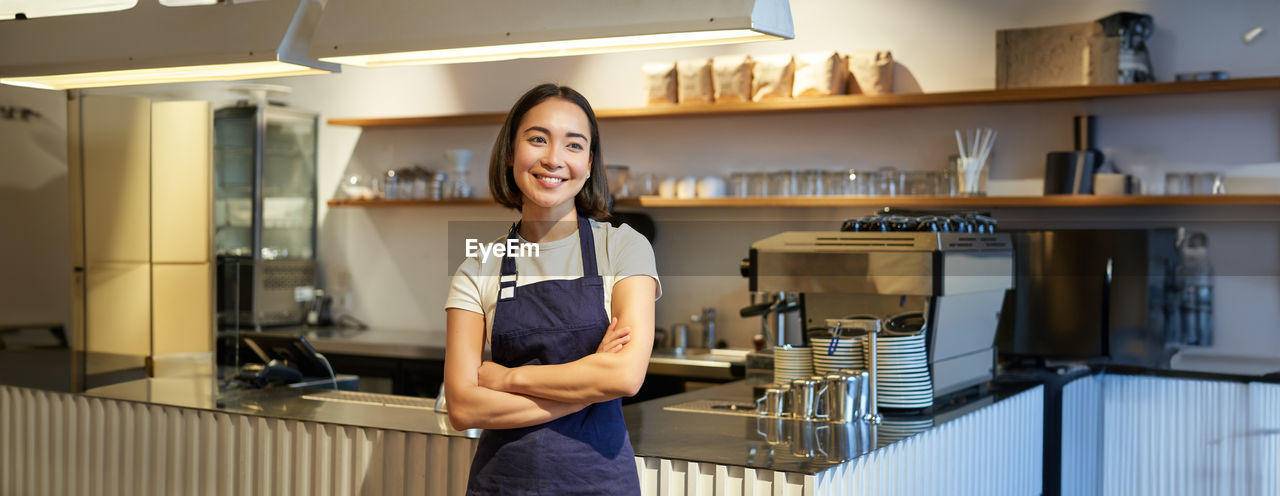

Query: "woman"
(443, 84), (660, 495)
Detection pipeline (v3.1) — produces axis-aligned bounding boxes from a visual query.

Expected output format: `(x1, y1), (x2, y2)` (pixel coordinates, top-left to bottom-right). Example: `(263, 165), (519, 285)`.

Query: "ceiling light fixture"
(311, 0), (793, 67)
(0, 0), (338, 90)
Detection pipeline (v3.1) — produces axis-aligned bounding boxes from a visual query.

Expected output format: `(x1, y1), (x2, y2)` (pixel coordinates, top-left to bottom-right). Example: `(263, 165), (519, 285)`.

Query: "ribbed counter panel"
(634, 458), (815, 496)
(0, 385), (478, 496)
(1248, 381), (1280, 495)
(1060, 374), (1103, 496)
(1060, 373), (1280, 496)
(811, 385), (1044, 496)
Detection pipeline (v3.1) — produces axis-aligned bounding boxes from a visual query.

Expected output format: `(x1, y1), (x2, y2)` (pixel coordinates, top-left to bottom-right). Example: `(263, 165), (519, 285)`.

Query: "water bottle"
(1177, 232), (1213, 347)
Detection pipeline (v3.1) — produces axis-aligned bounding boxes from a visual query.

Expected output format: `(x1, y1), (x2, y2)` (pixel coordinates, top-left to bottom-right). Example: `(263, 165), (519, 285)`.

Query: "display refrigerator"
(214, 103), (318, 329)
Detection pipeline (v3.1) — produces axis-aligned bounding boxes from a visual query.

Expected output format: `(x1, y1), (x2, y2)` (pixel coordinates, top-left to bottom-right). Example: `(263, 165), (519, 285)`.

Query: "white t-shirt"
(445, 219), (662, 344)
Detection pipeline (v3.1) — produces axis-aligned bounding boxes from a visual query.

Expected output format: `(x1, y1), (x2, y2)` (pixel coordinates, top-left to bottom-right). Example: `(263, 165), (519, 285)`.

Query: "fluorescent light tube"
(325, 29), (783, 67)
(2, 61), (328, 90)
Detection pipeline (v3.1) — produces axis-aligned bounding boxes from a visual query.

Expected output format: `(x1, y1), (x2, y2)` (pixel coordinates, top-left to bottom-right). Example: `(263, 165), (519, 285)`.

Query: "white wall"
(0, 85), (70, 329)
(74, 0), (1280, 361)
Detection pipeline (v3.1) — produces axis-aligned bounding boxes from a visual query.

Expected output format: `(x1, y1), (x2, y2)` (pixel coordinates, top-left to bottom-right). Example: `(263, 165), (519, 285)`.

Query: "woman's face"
(511, 98), (593, 212)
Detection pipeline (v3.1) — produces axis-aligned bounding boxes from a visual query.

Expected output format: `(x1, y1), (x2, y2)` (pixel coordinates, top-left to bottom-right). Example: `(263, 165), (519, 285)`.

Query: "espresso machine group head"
(742, 230), (1014, 405)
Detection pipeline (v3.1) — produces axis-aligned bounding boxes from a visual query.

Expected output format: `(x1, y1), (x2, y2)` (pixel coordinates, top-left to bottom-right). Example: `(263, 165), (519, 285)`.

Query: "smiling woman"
(488, 85), (611, 220)
(443, 84), (661, 495)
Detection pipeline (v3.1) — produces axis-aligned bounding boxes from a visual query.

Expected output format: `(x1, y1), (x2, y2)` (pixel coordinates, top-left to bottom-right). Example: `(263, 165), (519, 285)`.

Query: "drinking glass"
(728, 172), (751, 197)
(845, 170), (867, 196)
(381, 169), (400, 199)
(859, 170), (884, 196)
(1165, 173), (1191, 195)
(797, 170), (821, 196)
(940, 168), (958, 197)
(822, 169), (847, 196)
(770, 170), (797, 197)
(878, 167), (901, 197)
(1190, 173), (1224, 195)
(746, 172), (769, 196)
(949, 155), (988, 196)
(901, 171), (939, 196)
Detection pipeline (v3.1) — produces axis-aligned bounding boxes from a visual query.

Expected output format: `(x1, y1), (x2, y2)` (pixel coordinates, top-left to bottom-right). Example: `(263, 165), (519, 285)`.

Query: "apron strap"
(499, 222), (520, 300)
(577, 215), (599, 278)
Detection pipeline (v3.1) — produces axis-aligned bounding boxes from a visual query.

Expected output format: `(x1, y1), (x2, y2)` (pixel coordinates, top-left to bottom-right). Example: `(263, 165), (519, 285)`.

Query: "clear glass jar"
(748, 172), (769, 196)
(901, 171), (940, 196)
(821, 169), (847, 195)
(728, 172), (750, 197)
(430, 171), (448, 200)
(341, 172), (374, 200)
(396, 168), (416, 199)
(797, 170), (821, 196)
(846, 169), (868, 196)
(877, 167), (901, 196)
(770, 170), (798, 197)
(381, 169), (400, 199)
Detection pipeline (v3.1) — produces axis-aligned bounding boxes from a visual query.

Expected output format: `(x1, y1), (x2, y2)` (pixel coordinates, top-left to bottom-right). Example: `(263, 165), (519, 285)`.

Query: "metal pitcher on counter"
(790, 376), (829, 420)
(824, 370), (871, 423)
(823, 317), (882, 424)
(755, 386), (791, 417)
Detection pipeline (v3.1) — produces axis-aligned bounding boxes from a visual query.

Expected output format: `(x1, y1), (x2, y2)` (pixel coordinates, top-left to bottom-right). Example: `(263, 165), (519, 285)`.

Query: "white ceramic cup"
(696, 176), (727, 198)
(657, 177), (678, 198)
(676, 176), (699, 199)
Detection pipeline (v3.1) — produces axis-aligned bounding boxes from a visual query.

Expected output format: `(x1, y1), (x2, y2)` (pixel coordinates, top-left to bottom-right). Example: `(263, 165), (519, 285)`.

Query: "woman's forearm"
(447, 382), (587, 430)
(500, 352), (644, 404)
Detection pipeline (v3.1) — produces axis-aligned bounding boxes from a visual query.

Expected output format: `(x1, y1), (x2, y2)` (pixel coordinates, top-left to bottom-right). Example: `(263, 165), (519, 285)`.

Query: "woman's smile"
(532, 173), (568, 187)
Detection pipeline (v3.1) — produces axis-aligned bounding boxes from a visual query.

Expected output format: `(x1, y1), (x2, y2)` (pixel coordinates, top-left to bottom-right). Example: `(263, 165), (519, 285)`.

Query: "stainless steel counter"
(83, 372), (479, 438)
(3, 344), (1028, 477)
(623, 379), (1027, 474)
(70, 367), (1029, 475)
(259, 326), (451, 361)
(256, 326), (747, 379)
(646, 348), (747, 380)
(0, 349), (145, 393)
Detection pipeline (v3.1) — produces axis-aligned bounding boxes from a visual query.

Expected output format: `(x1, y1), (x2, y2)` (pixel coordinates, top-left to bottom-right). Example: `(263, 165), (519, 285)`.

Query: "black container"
(1043, 150), (1104, 194)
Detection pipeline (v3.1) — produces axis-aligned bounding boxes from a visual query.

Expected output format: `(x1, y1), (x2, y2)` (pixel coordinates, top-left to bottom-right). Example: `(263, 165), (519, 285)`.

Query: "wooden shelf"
(630, 195), (1280, 208)
(326, 198), (498, 207)
(328, 195), (1280, 209)
(327, 77), (1280, 128)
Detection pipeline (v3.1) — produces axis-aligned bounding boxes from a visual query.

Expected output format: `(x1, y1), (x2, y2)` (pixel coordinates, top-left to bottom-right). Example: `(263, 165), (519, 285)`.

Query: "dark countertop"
(0, 349), (146, 393)
(623, 380), (1029, 474)
(75, 371), (1029, 475)
(13, 346), (1271, 475)
(83, 375), (480, 438)
(2, 347), (1031, 475)
(253, 326), (451, 361)
(247, 326), (746, 379)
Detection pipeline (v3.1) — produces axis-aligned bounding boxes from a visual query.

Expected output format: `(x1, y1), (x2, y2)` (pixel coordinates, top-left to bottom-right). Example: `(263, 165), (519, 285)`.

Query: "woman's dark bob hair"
(489, 84), (610, 220)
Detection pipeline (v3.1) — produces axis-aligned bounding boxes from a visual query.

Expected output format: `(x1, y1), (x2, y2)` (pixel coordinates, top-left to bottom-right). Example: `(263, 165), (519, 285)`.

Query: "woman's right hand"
(596, 317), (631, 354)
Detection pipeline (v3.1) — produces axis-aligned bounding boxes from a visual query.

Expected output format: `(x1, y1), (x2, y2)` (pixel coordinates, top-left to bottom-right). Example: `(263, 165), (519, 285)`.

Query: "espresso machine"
(741, 225), (1014, 405)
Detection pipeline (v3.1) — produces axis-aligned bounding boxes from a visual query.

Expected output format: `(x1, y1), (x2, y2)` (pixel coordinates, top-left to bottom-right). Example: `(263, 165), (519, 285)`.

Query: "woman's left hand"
(478, 360), (512, 392)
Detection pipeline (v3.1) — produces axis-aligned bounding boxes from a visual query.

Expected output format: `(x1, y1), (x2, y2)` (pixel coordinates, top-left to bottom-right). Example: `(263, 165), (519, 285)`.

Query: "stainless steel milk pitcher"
(791, 376), (829, 420)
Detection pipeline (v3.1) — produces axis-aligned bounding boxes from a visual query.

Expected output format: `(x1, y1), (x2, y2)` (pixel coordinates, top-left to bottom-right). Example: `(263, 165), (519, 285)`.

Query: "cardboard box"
(996, 20), (1121, 88)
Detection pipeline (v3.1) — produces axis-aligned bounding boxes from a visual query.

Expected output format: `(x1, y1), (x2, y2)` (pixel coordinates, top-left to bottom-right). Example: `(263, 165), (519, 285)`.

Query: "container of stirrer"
(954, 128), (998, 196)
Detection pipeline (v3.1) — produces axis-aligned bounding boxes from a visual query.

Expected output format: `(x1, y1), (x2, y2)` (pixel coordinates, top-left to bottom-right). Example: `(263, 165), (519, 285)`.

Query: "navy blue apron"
(466, 216), (640, 495)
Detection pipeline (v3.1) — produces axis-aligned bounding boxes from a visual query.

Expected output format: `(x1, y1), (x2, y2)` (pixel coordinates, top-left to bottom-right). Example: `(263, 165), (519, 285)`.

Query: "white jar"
(697, 176), (727, 198)
(657, 176), (678, 198)
(676, 176), (699, 199)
